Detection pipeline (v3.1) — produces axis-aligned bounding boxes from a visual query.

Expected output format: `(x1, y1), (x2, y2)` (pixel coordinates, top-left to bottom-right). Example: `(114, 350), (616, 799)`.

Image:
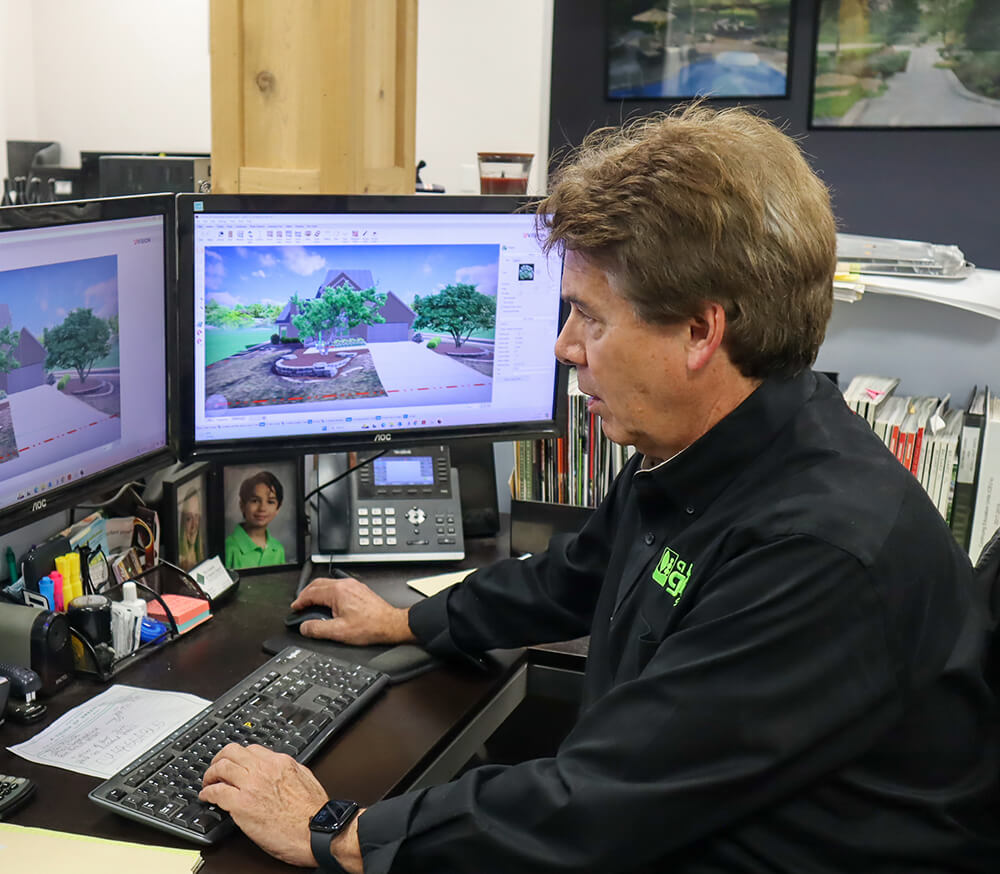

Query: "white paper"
(7, 685), (210, 778)
(190, 555), (236, 600)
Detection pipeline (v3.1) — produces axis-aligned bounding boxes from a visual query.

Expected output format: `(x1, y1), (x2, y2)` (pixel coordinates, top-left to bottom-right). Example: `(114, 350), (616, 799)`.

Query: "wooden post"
(210, 0), (417, 195)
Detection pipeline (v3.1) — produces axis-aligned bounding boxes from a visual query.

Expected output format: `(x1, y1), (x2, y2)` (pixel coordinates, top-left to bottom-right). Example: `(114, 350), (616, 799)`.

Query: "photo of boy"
(224, 470), (287, 570)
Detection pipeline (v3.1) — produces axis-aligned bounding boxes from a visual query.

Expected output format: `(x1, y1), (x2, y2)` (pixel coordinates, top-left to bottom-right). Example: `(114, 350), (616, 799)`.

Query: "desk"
(0, 533), (557, 872)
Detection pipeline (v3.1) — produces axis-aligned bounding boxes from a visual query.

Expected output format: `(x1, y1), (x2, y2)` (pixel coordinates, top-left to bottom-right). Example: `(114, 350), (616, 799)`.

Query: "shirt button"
(685, 506), (695, 515)
(644, 532), (655, 546)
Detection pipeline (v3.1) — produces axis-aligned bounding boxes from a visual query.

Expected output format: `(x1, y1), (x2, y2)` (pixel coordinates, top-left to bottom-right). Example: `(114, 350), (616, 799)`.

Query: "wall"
(0, 0), (39, 180)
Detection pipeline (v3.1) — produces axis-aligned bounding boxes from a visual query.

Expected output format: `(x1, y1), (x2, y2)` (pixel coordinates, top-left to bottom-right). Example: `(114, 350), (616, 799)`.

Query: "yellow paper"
(0, 823), (203, 873)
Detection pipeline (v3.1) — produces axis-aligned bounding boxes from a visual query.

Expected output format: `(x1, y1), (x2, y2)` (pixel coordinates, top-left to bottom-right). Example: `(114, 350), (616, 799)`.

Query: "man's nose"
(554, 322), (583, 367)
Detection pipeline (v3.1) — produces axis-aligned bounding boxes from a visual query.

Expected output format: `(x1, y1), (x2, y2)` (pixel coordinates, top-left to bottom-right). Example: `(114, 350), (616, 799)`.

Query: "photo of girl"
(177, 485), (206, 571)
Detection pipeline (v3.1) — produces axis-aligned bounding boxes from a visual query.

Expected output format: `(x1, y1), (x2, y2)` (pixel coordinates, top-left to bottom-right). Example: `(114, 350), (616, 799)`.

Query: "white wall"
(0, 0), (553, 198)
(0, 0), (40, 182)
(415, 0), (552, 194)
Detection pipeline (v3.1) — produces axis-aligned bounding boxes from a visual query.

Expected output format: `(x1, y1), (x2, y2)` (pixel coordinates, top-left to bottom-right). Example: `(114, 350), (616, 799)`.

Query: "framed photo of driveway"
(606, 1), (793, 100)
(810, 0), (1000, 128)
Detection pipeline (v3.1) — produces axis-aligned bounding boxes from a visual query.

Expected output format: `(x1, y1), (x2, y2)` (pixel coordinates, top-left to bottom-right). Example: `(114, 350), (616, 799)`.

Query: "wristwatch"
(310, 799), (360, 871)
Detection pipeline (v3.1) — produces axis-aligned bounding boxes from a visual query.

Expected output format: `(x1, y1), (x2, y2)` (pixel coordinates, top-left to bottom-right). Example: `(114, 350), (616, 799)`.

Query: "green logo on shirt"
(651, 546), (692, 605)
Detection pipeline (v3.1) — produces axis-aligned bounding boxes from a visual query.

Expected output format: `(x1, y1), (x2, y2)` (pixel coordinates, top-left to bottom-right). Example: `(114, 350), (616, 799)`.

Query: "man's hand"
(199, 743), (333, 868)
(292, 575), (416, 645)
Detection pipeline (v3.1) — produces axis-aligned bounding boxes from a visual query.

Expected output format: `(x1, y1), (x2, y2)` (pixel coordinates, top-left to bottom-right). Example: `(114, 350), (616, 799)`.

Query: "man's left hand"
(200, 743), (330, 867)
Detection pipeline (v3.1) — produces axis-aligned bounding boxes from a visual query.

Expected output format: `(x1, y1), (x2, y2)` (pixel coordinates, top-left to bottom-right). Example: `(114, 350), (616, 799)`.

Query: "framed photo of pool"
(810, 0), (1000, 128)
(605, 1), (793, 100)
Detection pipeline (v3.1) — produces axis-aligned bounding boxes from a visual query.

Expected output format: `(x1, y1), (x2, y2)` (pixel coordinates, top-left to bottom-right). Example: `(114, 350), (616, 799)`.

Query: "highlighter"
(66, 552), (83, 602)
(51, 570), (65, 611)
(54, 555), (70, 587)
(39, 575), (55, 610)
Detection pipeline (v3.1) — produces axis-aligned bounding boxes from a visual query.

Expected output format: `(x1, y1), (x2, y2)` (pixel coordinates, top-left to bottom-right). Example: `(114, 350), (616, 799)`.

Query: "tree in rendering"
(44, 308), (112, 386)
(0, 326), (20, 378)
(290, 283), (387, 354)
(412, 283), (496, 350)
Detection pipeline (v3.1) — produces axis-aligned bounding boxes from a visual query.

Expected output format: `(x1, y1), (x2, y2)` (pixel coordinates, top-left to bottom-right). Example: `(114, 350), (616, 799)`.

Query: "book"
(873, 395), (907, 445)
(929, 409), (963, 520)
(968, 389), (1000, 564)
(951, 387), (987, 552)
(843, 373), (899, 425)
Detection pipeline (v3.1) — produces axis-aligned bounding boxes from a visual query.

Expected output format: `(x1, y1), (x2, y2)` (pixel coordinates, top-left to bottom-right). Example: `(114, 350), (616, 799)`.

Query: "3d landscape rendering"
(202, 243), (500, 413)
(0, 254), (121, 475)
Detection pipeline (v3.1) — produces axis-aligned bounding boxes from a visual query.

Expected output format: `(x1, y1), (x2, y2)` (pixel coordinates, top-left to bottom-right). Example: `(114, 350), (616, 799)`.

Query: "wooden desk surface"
(0, 538), (523, 872)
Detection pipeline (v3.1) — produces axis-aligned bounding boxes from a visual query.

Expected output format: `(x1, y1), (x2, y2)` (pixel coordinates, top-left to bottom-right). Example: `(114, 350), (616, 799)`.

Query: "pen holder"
(68, 562), (220, 682)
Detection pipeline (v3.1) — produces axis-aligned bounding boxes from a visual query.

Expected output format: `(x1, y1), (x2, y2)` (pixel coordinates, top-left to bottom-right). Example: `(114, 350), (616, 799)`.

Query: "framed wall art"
(606, 0), (793, 100)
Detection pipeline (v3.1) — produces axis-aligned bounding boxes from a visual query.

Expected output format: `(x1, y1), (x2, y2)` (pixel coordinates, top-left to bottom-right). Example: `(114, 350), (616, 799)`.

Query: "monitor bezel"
(0, 193), (177, 535)
(176, 193), (568, 461)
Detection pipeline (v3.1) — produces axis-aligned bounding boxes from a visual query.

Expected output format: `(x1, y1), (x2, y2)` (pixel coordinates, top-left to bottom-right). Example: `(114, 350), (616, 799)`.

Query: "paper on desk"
(407, 568), (477, 597)
(0, 823), (203, 873)
(7, 684), (210, 778)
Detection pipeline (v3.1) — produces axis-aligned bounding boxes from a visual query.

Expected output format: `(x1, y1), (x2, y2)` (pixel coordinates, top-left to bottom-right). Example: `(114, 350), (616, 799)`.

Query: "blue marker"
(38, 575), (55, 610)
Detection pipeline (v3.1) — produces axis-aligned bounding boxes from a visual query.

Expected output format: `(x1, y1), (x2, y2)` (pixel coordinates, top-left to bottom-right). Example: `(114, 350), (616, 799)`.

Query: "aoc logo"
(31, 498), (48, 512)
(373, 433), (392, 443)
(651, 546), (693, 606)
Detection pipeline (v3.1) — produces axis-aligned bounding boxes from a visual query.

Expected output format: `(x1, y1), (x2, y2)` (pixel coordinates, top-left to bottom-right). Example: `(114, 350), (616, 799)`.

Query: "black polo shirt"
(359, 370), (999, 873)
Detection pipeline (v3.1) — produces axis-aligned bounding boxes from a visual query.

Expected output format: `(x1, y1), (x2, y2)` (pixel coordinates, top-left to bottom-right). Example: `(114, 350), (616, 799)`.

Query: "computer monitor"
(176, 194), (567, 459)
(0, 194), (174, 534)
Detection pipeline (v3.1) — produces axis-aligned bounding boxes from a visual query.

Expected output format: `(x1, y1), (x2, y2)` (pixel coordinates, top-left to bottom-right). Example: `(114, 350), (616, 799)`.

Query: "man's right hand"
(291, 576), (416, 646)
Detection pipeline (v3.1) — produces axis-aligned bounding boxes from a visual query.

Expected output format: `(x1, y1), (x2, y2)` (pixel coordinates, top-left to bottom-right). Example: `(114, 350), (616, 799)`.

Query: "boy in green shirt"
(225, 471), (286, 570)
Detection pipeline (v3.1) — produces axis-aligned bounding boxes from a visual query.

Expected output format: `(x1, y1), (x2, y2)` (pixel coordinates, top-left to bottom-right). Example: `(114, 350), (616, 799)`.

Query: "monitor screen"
(0, 195), (173, 534)
(177, 194), (566, 458)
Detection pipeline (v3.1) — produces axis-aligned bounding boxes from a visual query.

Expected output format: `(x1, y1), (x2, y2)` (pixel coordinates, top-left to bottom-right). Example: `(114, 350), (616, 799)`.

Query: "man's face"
(553, 250), (694, 459)
(241, 483), (280, 530)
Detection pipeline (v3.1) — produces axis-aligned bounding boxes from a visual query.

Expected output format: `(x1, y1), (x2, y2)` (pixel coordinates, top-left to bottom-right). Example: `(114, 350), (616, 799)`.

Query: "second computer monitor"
(176, 194), (566, 459)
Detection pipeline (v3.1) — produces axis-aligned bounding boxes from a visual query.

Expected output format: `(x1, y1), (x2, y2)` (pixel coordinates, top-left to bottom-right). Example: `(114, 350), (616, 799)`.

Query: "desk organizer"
(68, 562), (229, 682)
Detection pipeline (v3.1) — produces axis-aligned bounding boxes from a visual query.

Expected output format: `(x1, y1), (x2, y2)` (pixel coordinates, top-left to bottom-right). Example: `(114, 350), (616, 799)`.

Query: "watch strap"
(310, 828), (348, 873)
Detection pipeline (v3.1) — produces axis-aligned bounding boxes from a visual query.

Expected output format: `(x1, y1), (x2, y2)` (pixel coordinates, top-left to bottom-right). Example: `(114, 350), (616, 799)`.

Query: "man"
(200, 105), (999, 872)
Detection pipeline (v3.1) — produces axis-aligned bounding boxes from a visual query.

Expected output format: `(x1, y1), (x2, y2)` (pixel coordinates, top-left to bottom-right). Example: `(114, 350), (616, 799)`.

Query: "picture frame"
(211, 456), (305, 575)
(809, 0), (1000, 129)
(605, 0), (793, 100)
(159, 462), (211, 573)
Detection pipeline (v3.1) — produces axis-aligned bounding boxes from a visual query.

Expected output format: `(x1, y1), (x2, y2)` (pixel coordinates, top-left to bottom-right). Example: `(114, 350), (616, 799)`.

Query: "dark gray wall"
(549, 0), (1000, 269)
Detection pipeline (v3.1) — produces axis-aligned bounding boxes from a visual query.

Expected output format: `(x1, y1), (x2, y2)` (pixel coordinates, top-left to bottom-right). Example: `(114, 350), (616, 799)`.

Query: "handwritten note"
(7, 685), (210, 778)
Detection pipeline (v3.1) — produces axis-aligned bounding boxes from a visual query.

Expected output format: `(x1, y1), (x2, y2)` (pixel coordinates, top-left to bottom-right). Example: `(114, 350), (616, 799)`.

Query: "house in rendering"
(274, 268), (417, 342)
(0, 304), (46, 394)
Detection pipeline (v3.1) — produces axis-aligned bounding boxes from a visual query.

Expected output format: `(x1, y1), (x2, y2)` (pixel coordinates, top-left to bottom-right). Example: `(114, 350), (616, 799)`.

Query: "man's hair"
(537, 104), (837, 379)
(238, 471), (284, 507)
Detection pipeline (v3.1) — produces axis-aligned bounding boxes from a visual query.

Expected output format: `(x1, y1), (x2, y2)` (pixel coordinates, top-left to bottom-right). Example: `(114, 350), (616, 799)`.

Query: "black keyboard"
(88, 646), (388, 844)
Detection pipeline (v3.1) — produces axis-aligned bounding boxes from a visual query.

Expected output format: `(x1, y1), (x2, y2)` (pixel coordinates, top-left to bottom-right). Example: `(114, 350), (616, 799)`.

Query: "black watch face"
(313, 799), (359, 832)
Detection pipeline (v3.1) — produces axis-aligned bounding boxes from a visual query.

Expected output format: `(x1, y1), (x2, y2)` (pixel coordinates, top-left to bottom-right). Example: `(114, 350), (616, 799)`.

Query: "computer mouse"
(284, 605), (334, 632)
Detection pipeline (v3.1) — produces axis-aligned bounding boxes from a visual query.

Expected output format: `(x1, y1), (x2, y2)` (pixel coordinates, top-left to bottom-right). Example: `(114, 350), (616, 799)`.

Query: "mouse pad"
(262, 633), (441, 684)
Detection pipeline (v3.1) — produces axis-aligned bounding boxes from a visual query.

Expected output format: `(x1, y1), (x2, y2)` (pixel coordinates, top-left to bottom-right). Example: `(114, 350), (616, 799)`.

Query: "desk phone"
(312, 446), (465, 563)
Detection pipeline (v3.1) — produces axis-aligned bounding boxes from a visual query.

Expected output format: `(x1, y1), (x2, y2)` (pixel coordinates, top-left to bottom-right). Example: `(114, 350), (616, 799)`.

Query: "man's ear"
(686, 303), (726, 372)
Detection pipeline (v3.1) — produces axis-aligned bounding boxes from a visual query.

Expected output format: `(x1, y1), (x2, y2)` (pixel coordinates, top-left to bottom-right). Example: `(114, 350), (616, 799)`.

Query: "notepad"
(0, 823), (203, 872)
(148, 594), (212, 634)
(406, 568), (476, 597)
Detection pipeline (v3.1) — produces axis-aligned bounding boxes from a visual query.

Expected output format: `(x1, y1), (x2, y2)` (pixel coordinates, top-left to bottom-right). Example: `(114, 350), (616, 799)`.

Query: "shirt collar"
(232, 522), (267, 552)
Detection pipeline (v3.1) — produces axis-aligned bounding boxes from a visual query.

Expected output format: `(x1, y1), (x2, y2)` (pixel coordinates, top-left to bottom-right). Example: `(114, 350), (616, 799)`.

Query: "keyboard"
(88, 646), (388, 845)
